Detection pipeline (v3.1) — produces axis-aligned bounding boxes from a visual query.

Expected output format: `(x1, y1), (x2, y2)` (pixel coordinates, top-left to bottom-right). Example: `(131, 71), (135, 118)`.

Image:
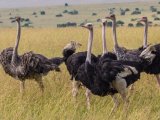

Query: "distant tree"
(56, 14), (63, 17)
(65, 3), (68, 6)
(40, 11), (45, 15)
(68, 10), (79, 15)
(63, 10), (68, 13)
(136, 22), (144, 27)
(32, 12), (37, 15)
(157, 11), (160, 14)
(128, 23), (134, 27)
(154, 17), (160, 20)
(92, 13), (97, 16)
(135, 8), (139, 11)
(116, 20), (125, 26)
(131, 11), (141, 15)
(125, 8), (130, 12)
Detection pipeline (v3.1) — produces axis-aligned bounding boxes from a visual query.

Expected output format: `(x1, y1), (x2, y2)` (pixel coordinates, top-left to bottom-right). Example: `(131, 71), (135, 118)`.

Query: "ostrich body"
(139, 17), (160, 87)
(62, 41), (98, 100)
(0, 17), (60, 93)
(76, 23), (144, 115)
(106, 14), (145, 62)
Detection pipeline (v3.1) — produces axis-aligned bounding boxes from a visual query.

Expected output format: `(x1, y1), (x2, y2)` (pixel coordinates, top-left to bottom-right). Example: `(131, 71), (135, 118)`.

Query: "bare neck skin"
(11, 21), (21, 64)
(143, 22), (148, 48)
(86, 28), (93, 64)
(112, 19), (119, 49)
(102, 22), (108, 56)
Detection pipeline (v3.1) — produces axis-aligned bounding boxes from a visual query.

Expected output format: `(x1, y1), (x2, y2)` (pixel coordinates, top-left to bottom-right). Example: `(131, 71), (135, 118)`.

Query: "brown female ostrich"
(0, 17), (60, 93)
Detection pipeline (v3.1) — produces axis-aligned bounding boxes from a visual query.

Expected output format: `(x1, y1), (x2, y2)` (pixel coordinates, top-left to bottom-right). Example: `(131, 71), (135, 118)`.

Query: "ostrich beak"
(81, 25), (87, 28)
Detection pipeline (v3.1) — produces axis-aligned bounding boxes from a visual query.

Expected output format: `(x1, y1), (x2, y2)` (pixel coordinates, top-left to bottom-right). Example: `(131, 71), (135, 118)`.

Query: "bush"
(128, 23), (134, 27)
(68, 10), (79, 15)
(63, 10), (68, 13)
(92, 13), (97, 16)
(56, 14), (63, 17)
(136, 22), (144, 27)
(157, 11), (160, 14)
(65, 3), (68, 6)
(154, 17), (160, 20)
(40, 11), (45, 15)
(116, 20), (125, 26)
(125, 8), (130, 12)
(131, 11), (141, 15)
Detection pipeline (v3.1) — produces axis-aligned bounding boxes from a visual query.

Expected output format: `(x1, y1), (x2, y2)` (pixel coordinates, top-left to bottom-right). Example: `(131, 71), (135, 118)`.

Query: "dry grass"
(0, 27), (160, 120)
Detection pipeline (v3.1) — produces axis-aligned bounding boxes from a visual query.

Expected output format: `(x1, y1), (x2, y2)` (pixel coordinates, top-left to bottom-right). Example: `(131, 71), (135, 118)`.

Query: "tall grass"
(0, 27), (160, 120)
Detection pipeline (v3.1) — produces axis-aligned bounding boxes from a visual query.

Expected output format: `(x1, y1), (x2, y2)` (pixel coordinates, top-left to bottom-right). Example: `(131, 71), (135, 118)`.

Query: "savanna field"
(0, 27), (160, 120)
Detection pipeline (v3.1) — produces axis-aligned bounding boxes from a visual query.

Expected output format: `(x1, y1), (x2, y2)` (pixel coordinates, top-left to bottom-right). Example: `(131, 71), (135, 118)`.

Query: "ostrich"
(139, 17), (160, 87)
(98, 18), (117, 62)
(76, 23), (145, 115)
(62, 40), (98, 101)
(0, 17), (60, 93)
(105, 14), (146, 62)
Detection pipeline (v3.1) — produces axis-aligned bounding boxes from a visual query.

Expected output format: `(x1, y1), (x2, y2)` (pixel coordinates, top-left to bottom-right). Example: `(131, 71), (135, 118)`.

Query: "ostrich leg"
(72, 79), (79, 102)
(20, 80), (25, 93)
(85, 88), (91, 110)
(155, 74), (160, 87)
(109, 95), (119, 116)
(35, 76), (44, 93)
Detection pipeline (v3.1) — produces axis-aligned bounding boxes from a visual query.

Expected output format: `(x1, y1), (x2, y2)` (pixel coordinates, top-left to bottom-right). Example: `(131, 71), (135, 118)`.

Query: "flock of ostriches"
(0, 14), (160, 115)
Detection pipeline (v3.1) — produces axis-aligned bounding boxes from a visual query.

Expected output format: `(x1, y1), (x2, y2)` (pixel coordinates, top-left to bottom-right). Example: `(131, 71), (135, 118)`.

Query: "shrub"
(63, 10), (68, 13)
(128, 23), (134, 27)
(116, 20), (125, 26)
(136, 22), (144, 27)
(56, 14), (63, 17)
(157, 11), (160, 14)
(40, 11), (45, 15)
(125, 8), (130, 12)
(65, 3), (68, 6)
(154, 17), (160, 20)
(92, 13), (97, 16)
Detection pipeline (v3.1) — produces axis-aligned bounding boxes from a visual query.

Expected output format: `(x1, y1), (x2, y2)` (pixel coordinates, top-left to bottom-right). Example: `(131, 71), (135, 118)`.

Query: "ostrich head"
(12, 16), (21, 23)
(101, 19), (107, 25)
(140, 45), (156, 64)
(81, 23), (93, 30)
(139, 17), (148, 23)
(63, 41), (82, 51)
(105, 14), (116, 21)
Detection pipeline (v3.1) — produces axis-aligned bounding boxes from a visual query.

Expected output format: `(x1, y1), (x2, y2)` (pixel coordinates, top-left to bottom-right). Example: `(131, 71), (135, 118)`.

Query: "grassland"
(0, 1), (160, 28)
(0, 26), (160, 120)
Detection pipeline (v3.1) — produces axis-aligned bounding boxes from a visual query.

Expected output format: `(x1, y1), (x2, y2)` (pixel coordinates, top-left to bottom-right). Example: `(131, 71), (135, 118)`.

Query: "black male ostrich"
(139, 17), (160, 87)
(76, 23), (145, 115)
(105, 14), (146, 62)
(0, 17), (60, 93)
(62, 40), (98, 100)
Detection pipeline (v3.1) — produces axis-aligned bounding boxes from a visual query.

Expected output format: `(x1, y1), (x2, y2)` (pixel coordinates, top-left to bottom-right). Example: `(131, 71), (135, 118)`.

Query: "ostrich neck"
(112, 19), (119, 50)
(11, 21), (21, 64)
(86, 29), (93, 64)
(143, 22), (148, 48)
(102, 23), (108, 56)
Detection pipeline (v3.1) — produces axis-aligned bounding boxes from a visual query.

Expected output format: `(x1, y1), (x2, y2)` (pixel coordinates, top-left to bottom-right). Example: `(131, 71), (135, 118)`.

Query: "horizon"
(0, 0), (151, 8)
